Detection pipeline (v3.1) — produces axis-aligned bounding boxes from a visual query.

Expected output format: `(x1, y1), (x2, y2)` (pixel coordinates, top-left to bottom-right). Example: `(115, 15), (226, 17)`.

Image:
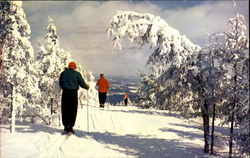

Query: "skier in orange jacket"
(96, 73), (110, 108)
(124, 92), (129, 106)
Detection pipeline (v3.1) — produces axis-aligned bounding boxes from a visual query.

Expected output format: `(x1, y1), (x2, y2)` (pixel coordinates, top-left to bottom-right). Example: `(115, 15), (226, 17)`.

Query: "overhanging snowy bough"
(107, 11), (200, 69)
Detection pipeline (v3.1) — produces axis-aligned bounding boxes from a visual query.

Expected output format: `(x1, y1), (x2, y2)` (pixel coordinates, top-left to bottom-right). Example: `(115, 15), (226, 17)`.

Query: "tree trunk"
(10, 85), (15, 133)
(57, 102), (61, 127)
(210, 52), (215, 154)
(0, 51), (3, 119)
(210, 103), (216, 154)
(156, 83), (160, 107)
(202, 100), (210, 153)
(50, 98), (53, 115)
(229, 63), (237, 158)
(229, 112), (234, 158)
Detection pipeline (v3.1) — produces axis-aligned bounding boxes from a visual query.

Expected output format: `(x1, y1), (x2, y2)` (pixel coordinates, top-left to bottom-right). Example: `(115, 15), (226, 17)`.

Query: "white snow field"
(1, 106), (230, 158)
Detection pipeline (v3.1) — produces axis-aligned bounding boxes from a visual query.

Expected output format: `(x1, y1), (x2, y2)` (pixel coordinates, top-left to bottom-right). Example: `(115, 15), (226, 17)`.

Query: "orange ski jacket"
(96, 77), (110, 93)
(124, 94), (129, 99)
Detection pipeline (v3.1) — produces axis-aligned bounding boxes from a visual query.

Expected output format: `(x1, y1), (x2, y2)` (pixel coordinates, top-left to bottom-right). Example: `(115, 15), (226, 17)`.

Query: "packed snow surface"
(1, 106), (229, 158)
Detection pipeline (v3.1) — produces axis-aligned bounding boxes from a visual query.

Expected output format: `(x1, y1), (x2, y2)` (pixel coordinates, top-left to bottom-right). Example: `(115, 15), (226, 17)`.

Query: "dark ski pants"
(98, 92), (107, 107)
(61, 90), (78, 129)
(124, 98), (128, 106)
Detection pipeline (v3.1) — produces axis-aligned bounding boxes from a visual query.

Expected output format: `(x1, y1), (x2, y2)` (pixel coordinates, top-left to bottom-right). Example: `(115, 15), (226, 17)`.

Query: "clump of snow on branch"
(107, 11), (200, 67)
(224, 13), (249, 51)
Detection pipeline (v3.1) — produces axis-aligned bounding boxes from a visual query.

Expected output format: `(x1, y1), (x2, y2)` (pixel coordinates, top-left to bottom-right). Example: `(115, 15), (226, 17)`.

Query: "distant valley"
(94, 75), (139, 105)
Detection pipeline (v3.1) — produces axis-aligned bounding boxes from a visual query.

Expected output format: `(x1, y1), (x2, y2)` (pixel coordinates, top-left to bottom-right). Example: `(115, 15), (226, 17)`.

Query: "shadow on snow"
(75, 130), (207, 158)
(1, 122), (209, 158)
(159, 127), (203, 140)
(1, 121), (62, 134)
(168, 122), (231, 136)
(105, 107), (181, 118)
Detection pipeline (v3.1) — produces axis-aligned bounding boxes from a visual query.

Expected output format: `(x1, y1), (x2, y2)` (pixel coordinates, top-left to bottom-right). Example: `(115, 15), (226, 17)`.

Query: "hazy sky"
(23, 0), (249, 77)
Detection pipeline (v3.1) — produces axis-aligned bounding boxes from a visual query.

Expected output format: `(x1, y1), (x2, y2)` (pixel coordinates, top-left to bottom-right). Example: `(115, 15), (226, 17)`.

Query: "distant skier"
(59, 62), (89, 135)
(123, 92), (129, 106)
(96, 73), (110, 108)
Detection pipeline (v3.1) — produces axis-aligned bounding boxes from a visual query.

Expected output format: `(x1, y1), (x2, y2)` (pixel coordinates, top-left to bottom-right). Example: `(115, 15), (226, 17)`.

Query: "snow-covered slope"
(1, 106), (230, 158)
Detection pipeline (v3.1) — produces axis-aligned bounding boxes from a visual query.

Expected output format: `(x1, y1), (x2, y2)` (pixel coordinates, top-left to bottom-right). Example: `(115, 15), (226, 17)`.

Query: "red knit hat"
(68, 62), (77, 69)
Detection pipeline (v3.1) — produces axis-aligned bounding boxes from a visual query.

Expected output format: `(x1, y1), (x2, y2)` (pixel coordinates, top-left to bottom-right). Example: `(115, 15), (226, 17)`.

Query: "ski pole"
(87, 90), (89, 133)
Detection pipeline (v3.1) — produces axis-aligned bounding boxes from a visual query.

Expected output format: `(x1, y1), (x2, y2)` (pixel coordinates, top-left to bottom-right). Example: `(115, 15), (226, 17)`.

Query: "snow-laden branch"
(225, 13), (249, 51)
(107, 11), (200, 55)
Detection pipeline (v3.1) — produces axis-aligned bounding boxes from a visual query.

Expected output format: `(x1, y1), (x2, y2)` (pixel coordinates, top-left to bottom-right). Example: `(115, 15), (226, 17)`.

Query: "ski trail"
(90, 113), (96, 131)
(110, 111), (125, 135)
(40, 135), (65, 157)
(104, 108), (114, 133)
(40, 134), (72, 158)
(114, 112), (125, 135)
(57, 136), (74, 157)
(110, 111), (116, 132)
(39, 134), (63, 153)
(93, 109), (102, 132)
(90, 107), (116, 133)
(89, 107), (101, 133)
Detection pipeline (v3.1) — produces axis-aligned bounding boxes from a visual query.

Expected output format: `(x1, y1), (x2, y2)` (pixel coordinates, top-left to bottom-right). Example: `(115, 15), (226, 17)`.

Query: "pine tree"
(0, 1), (40, 132)
(107, 11), (200, 109)
(136, 71), (157, 108)
(36, 16), (73, 125)
(222, 13), (249, 157)
(107, 10), (249, 155)
(35, 16), (97, 125)
(180, 13), (249, 156)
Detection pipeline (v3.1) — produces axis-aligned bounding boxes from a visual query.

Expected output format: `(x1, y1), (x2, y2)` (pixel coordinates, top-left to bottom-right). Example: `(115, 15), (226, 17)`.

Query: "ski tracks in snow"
(39, 133), (73, 158)
(1, 106), (230, 158)
(90, 107), (105, 133)
(88, 107), (124, 134)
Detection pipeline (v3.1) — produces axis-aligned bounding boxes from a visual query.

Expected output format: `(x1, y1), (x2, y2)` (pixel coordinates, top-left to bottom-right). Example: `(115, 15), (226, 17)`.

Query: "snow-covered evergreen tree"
(35, 16), (99, 125)
(221, 13), (249, 157)
(185, 33), (226, 153)
(35, 16), (73, 124)
(136, 71), (157, 108)
(78, 71), (99, 108)
(77, 64), (88, 107)
(107, 11), (200, 109)
(0, 1), (40, 132)
(165, 13), (249, 156)
(107, 10), (249, 156)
